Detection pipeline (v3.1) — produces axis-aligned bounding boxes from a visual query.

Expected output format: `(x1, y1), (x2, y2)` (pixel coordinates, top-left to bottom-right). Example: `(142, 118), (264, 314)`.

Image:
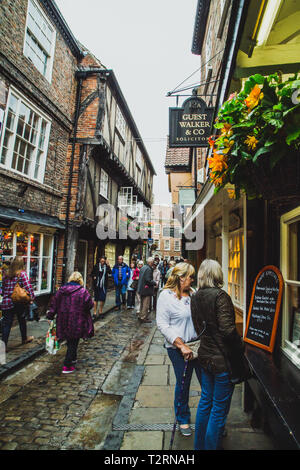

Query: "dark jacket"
(191, 287), (242, 374)
(91, 263), (111, 290)
(137, 264), (156, 296)
(47, 282), (94, 341)
(111, 262), (130, 286)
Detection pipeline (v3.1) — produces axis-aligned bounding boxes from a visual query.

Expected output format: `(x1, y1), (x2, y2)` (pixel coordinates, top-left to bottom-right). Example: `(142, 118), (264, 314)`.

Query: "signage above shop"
(244, 266), (283, 353)
(169, 97), (214, 148)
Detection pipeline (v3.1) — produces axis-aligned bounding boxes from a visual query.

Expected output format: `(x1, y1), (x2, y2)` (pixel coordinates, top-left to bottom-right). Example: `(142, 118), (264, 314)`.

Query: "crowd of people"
(1, 252), (245, 451)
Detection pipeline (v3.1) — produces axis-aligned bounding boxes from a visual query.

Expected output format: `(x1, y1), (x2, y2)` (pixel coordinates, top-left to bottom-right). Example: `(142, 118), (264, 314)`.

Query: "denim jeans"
(194, 368), (234, 450)
(1, 306), (27, 346)
(167, 348), (201, 425)
(64, 338), (80, 367)
(115, 284), (127, 307)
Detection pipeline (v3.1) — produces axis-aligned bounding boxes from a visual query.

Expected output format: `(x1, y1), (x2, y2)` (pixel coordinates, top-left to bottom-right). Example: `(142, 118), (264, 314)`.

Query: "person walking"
(152, 260), (161, 311)
(133, 260), (143, 315)
(47, 271), (94, 374)
(165, 260), (176, 281)
(191, 259), (240, 450)
(91, 256), (111, 319)
(1, 256), (35, 350)
(137, 257), (156, 323)
(112, 256), (130, 311)
(156, 262), (201, 437)
(127, 261), (137, 309)
(159, 259), (168, 287)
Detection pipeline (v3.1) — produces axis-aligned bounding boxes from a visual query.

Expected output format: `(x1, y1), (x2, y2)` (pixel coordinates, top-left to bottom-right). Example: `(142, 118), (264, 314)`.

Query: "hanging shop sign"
(169, 97), (214, 148)
(244, 266), (283, 353)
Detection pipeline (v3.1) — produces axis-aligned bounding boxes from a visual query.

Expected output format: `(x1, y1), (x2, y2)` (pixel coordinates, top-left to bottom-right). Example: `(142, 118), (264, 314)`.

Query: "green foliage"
(209, 73), (300, 199)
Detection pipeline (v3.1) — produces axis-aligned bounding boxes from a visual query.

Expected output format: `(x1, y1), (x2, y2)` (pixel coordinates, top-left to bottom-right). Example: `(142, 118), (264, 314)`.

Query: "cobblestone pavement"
(0, 306), (153, 450)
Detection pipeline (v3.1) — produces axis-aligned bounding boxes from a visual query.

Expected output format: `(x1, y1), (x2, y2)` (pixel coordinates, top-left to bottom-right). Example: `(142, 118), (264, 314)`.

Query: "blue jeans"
(194, 368), (234, 450)
(115, 284), (127, 307)
(167, 348), (201, 425)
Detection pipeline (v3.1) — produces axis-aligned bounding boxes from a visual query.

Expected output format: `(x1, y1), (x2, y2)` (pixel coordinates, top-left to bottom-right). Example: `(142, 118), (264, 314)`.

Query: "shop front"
(0, 207), (64, 314)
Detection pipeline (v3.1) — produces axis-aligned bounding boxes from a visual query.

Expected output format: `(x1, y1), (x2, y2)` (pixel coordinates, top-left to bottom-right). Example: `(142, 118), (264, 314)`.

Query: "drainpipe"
(62, 71), (85, 283)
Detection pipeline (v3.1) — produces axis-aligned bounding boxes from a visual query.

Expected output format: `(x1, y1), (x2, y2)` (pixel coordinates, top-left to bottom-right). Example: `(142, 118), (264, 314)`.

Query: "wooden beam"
(235, 43), (300, 77)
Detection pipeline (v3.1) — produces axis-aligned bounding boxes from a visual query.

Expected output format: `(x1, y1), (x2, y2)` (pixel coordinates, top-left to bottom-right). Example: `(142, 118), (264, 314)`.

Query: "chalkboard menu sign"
(244, 266), (283, 353)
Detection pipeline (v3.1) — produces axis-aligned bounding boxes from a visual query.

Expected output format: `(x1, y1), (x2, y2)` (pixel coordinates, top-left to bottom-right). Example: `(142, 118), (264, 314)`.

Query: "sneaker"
(71, 360), (77, 364)
(179, 425), (192, 437)
(62, 366), (75, 374)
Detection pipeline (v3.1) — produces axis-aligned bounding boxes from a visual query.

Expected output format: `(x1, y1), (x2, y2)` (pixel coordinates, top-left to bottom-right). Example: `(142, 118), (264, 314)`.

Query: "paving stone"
(1, 442), (18, 450)
(142, 365), (168, 386)
(121, 431), (163, 450)
(144, 355), (165, 365)
(135, 386), (199, 408)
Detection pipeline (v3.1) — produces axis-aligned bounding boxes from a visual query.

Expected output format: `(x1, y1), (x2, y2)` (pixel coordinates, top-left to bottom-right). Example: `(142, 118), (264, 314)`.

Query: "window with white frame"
(116, 106), (126, 140)
(164, 239), (170, 251)
(154, 224), (161, 235)
(228, 230), (244, 308)
(99, 168), (109, 199)
(1, 230), (53, 295)
(174, 240), (181, 251)
(163, 226), (170, 237)
(118, 187), (133, 209)
(281, 207), (300, 368)
(24, 0), (56, 81)
(0, 89), (51, 182)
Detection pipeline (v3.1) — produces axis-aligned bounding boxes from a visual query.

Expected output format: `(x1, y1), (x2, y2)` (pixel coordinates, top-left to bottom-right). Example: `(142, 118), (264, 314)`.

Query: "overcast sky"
(55, 0), (200, 205)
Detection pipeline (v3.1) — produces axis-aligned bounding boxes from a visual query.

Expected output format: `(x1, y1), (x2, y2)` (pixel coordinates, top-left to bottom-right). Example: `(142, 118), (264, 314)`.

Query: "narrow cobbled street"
(0, 307), (154, 450)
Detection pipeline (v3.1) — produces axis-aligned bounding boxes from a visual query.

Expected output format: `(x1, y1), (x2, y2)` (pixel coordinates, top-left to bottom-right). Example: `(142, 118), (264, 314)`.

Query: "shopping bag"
(45, 320), (60, 355)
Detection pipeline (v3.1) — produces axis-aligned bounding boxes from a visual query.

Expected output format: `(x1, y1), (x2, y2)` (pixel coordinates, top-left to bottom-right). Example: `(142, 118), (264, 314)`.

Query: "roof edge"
(191, 0), (211, 55)
(41, 0), (84, 59)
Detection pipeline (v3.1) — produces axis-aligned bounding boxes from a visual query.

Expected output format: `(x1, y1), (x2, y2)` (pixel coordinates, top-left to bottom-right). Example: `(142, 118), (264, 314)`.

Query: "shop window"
(281, 208), (300, 368)
(228, 230), (244, 308)
(24, 0), (56, 81)
(105, 242), (116, 268)
(0, 229), (53, 297)
(0, 89), (51, 182)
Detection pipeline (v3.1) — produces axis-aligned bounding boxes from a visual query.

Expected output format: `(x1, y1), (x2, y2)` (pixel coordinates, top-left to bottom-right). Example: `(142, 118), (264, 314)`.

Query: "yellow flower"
(244, 135), (259, 150)
(245, 85), (264, 111)
(208, 152), (228, 187)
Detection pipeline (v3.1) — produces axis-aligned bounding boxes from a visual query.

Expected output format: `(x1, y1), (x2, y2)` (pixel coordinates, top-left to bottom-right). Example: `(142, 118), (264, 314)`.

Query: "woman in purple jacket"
(47, 271), (94, 374)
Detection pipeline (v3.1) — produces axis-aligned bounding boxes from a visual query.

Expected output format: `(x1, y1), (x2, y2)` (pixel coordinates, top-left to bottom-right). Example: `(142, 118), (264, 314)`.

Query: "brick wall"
(0, 0), (78, 121)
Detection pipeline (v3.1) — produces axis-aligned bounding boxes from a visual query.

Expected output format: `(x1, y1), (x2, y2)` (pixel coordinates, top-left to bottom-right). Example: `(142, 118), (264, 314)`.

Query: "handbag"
(131, 279), (138, 291)
(45, 320), (60, 355)
(11, 276), (31, 304)
(186, 340), (199, 359)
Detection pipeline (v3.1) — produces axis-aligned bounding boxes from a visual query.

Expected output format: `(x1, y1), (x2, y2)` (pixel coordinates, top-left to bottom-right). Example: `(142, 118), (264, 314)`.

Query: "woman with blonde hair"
(1, 256), (35, 349)
(191, 259), (242, 450)
(47, 271), (94, 374)
(156, 262), (201, 437)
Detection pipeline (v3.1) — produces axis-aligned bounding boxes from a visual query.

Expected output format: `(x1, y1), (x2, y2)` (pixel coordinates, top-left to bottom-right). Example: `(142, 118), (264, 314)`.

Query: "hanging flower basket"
(208, 73), (300, 201)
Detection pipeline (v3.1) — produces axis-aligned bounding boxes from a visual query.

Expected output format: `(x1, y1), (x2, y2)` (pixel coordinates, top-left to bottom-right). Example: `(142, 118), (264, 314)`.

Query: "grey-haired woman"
(191, 259), (241, 450)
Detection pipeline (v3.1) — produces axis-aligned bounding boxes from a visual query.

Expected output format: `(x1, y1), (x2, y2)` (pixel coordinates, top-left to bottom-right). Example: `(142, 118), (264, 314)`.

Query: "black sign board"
(244, 266), (283, 353)
(169, 97), (214, 148)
